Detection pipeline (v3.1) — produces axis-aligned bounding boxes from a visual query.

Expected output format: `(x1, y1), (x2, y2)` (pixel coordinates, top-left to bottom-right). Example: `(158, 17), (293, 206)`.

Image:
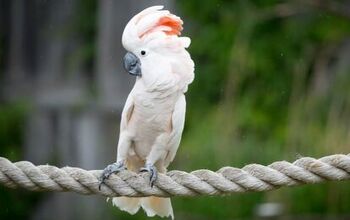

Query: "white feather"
(113, 6), (195, 219)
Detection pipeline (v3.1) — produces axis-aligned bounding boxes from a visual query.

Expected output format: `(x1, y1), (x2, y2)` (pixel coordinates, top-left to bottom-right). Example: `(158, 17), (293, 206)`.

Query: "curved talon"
(99, 161), (126, 190)
(140, 163), (158, 187)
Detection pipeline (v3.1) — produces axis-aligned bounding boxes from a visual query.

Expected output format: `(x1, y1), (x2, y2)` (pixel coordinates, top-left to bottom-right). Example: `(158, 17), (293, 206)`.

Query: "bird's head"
(121, 6), (193, 79)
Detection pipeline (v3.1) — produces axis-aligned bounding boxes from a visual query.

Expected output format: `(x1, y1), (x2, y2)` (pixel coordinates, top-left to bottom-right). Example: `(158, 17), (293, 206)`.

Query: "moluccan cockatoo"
(99, 6), (194, 219)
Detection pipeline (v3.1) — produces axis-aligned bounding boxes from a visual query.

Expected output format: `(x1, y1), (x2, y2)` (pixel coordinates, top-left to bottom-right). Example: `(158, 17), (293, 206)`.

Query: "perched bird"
(99, 5), (194, 219)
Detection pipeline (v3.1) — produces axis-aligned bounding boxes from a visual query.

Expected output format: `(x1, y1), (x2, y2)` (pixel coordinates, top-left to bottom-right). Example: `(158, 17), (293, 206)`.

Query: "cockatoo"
(99, 5), (194, 219)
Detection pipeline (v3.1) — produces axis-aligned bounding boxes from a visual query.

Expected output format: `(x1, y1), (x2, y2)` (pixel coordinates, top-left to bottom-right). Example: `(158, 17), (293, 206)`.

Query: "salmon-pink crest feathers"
(122, 6), (189, 51)
(139, 15), (183, 38)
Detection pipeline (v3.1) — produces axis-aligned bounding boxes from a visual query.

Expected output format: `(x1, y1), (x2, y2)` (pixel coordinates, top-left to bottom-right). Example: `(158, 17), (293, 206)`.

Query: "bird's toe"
(140, 163), (158, 187)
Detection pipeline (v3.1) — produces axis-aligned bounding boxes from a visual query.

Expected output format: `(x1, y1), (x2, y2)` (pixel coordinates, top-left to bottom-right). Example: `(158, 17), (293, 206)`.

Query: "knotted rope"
(0, 154), (349, 197)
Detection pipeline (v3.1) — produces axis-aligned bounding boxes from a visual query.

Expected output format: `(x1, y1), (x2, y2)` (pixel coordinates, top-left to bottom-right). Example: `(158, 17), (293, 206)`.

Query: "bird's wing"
(163, 94), (186, 168)
(120, 91), (135, 131)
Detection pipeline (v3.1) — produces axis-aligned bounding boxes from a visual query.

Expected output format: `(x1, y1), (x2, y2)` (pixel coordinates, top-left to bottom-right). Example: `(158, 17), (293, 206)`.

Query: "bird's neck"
(138, 72), (174, 93)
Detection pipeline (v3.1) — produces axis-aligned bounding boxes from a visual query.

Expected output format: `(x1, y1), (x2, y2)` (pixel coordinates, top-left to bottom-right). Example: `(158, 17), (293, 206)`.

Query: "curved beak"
(123, 52), (141, 77)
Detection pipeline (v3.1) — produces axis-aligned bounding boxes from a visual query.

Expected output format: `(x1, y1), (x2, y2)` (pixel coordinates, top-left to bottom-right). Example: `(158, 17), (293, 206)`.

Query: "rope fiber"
(0, 154), (349, 197)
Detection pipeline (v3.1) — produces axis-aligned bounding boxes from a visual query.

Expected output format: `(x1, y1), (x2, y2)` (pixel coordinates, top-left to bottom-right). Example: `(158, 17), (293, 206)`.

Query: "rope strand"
(0, 154), (349, 197)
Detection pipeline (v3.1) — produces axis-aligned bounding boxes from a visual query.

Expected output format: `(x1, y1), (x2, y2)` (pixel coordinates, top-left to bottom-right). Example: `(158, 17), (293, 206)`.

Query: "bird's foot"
(140, 163), (158, 187)
(99, 161), (126, 190)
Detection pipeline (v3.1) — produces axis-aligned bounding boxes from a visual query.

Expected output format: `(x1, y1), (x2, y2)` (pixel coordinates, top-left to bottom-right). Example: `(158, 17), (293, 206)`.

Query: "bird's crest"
(122, 6), (189, 51)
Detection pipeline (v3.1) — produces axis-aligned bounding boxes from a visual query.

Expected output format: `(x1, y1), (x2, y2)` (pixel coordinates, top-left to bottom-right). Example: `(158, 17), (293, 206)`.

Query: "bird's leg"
(99, 160), (126, 190)
(140, 163), (158, 187)
(140, 133), (170, 187)
(99, 131), (132, 190)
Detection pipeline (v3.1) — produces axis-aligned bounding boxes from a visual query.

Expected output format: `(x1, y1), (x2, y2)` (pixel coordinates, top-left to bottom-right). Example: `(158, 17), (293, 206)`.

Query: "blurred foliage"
(65, 0), (97, 77)
(0, 102), (43, 219)
(0, 103), (27, 161)
(170, 0), (350, 219)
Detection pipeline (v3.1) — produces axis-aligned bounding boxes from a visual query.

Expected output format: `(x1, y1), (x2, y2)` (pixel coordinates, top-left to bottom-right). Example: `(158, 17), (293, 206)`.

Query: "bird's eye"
(141, 50), (146, 56)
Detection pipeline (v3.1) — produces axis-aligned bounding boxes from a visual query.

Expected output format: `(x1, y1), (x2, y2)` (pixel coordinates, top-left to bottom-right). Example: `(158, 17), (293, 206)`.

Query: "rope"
(0, 154), (349, 197)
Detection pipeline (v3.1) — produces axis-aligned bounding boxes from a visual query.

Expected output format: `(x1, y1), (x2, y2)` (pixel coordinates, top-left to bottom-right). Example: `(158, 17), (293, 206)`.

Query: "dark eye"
(141, 50), (146, 56)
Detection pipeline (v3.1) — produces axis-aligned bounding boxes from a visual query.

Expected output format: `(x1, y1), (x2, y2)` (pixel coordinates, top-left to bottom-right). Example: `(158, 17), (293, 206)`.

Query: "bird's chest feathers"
(133, 73), (179, 107)
(133, 90), (176, 117)
(130, 82), (177, 134)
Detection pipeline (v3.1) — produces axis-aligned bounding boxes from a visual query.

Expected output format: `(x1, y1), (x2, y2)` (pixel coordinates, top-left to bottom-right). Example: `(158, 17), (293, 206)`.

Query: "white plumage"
(109, 6), (194, 219)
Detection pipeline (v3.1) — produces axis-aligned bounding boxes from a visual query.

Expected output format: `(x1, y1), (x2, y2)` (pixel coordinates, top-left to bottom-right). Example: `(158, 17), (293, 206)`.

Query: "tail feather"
(141, 197), (174, 219)
(112, 197), (173, 219)
(112, 197), (141, 215)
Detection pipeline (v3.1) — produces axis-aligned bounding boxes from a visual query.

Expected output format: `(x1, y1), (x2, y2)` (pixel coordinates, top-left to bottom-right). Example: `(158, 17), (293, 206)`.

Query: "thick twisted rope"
(0, 154), (349, 197)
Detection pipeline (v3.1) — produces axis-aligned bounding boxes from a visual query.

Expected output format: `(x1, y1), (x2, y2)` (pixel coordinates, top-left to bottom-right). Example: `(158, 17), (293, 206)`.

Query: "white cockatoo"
(99, 6), (194, 219)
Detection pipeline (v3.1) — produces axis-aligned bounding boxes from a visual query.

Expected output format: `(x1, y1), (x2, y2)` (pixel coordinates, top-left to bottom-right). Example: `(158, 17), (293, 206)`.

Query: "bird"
(99, 5), (194, 219)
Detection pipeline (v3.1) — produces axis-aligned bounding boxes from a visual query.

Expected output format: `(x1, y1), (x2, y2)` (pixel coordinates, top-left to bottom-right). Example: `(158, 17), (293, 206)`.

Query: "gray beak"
(123, 52), (141, 77)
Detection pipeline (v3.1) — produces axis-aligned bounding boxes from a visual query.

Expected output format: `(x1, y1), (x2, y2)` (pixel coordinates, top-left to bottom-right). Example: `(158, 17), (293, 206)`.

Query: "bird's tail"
(112, 197), (174, 219)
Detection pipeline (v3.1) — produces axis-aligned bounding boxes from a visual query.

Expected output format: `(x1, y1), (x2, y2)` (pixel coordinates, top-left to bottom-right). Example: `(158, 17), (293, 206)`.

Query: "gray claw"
(99, 161), (126, 190)
(140, 163), (157, 187)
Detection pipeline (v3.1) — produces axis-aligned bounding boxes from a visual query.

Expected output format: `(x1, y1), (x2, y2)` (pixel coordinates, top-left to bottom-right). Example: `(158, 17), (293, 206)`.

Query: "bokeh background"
(1, 0), (350, 219)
